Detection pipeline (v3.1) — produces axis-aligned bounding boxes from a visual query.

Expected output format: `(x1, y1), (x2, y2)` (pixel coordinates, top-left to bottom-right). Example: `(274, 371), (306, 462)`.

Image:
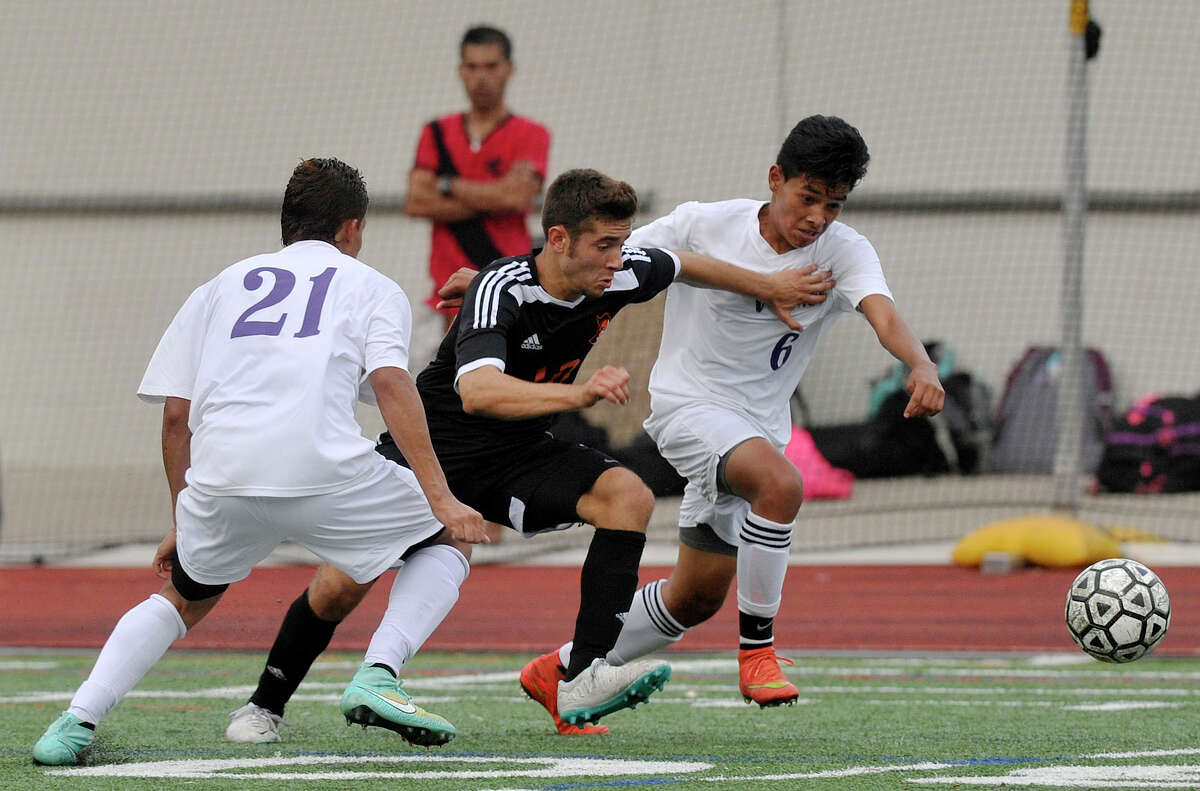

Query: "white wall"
(3, 1), (1198, 550)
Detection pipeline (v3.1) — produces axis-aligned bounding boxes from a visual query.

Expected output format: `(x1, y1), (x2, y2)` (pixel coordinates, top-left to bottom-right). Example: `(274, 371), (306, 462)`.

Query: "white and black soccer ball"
(1065, 558), (1171, 663)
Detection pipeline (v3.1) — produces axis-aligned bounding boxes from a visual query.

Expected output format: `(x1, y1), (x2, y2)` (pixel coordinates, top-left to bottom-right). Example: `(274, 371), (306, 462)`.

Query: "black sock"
(249, 589), (339, 716)
(565, 528), (646, 680)
(739, 611), (774, 650)
(369, 662), (396, 677)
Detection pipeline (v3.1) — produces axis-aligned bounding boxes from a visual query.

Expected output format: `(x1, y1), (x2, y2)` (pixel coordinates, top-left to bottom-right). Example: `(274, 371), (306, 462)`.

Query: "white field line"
(738, 684), (1197, 697)
(662, 658), (1200, 682)
(1064, 701), (1187, 711)
(909, 764), (1200, 786)
(702, 762), (959, 781)
(7, 678), (1199, 706)
(7, 658), (1197, 708)
(46, 755), (714, 780)
(1088, 749), (1200, 759)
(7, 681), (1190, 710)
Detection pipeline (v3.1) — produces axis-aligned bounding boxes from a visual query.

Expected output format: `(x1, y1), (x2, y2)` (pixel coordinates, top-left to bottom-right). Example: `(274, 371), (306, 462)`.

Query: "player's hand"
(578, 365), (632, 407)
(763, 265), (835, 331)
(434, 267), (480, 310)
(770, 264), (835, 306)
(153, 528), (178, 579)
(431, 497), (489, 545)
(903, 361), (945, 418)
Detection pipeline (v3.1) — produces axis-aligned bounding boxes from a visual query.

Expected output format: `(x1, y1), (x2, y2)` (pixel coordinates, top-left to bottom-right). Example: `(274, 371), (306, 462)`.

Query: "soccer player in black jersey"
(224, 169), (836, 741)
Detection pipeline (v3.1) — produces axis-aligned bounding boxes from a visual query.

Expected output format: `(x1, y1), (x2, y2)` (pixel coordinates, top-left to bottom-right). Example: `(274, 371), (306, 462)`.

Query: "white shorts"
(175, 455), (443, 586)
(645, 403), (782, 547)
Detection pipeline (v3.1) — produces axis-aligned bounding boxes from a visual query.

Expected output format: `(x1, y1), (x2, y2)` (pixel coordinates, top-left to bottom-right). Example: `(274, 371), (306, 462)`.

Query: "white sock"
(736, 512), (793, 625)
(364, 544), (469, 673)
(67, 593), (187, 725)
(606, 580), (686, 665)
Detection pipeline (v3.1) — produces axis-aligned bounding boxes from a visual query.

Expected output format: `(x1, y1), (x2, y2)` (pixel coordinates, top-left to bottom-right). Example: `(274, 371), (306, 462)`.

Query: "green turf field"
(4, 648), (1200, 789)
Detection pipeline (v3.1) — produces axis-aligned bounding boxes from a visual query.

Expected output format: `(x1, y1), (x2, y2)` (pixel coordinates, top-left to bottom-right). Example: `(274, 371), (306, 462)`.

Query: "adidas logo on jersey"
(520, 333), (543, 351)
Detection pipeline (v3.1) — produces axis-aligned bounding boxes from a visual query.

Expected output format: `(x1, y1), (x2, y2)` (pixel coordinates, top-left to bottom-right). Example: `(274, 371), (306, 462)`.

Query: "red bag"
(785, 426), (854, 499)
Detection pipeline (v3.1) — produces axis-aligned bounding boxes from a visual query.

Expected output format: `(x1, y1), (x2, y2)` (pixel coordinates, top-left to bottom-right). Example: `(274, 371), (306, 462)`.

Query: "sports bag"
(1095, 394), (1200, 493)
(991, 346), (1112, 474)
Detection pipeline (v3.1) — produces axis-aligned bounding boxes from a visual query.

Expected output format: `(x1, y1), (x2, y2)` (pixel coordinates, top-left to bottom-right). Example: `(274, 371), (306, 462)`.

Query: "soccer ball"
(1065, 558), (1170, 662)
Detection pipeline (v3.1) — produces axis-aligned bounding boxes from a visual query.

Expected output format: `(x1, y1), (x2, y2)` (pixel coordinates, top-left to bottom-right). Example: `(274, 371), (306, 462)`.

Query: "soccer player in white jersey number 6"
(31, 158), (488, 766)
(602, 115), (946, 705)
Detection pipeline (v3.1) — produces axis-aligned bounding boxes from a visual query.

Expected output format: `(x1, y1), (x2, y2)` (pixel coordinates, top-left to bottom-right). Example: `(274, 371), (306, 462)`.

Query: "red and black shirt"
(412, 112), (551, 308)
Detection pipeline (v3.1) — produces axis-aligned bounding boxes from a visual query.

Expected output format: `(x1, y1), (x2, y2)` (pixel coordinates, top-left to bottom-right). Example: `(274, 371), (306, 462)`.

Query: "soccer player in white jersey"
(604, 115), (945, 706)
(31, 158), (487, 766)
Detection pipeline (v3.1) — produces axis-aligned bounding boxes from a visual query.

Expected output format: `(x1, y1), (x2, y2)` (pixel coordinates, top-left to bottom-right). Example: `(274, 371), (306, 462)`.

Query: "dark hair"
(541, 169), (638, 238)
(461, 25), (512, 60)
(280, 158), (368, 246)
(777, 115), (870, 189)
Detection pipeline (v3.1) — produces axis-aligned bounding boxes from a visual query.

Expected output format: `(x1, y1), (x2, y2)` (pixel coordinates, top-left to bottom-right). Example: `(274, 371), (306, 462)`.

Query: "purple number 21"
(231, 266), (336, 339)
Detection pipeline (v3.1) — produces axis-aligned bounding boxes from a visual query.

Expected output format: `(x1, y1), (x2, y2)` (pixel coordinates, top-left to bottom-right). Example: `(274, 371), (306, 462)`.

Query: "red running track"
(1, 565), (1197, 655)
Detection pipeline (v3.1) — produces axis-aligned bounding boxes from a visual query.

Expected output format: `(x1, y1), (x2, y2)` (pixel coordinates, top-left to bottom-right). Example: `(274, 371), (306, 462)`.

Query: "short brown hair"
(280, 158), (368, 246)
(541, 169), (638, 239)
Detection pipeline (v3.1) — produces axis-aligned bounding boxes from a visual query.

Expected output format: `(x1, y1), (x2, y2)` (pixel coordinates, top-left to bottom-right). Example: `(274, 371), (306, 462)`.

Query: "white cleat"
(558, 658), (671, 726)
(225, 702), (283, 743)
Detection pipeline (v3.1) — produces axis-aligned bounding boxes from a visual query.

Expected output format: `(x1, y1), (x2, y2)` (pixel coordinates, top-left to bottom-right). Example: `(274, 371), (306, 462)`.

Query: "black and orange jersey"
(413, 246), (678, 462)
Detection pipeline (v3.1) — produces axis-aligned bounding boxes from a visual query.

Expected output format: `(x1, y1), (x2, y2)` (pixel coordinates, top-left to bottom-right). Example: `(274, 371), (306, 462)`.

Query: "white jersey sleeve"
(137, 283), (211, 403)
(358, 288), (413, 405)
(820, 228), (890, 312)
(627, 203), (698, 252)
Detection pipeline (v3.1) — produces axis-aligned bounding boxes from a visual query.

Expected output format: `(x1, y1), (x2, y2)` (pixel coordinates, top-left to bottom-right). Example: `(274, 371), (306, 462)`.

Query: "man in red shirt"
(405, 25), (551, 331)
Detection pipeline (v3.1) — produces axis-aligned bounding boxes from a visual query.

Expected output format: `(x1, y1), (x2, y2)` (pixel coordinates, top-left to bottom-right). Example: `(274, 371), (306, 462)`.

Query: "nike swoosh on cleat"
(362, 687), (418, 714)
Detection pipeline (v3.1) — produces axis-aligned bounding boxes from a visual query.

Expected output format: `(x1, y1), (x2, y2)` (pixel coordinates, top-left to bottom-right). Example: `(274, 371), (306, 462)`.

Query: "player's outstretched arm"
(673, 251), (834, 330)
(458, 364), (630, 419)
(369, 366), (488, 544)
(859, 294), (945, 418)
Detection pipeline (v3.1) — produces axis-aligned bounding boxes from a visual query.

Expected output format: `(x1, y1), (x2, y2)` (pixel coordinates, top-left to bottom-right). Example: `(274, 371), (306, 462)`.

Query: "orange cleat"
(519, 650), (610, 735)
(738, 646), (800, 707)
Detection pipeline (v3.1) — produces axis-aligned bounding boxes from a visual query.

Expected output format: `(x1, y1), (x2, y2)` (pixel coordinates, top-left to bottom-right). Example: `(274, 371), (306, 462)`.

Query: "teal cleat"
(340, 663), (456, 747)
(32, 711), (94, 766)
(558, 658), (671, 726)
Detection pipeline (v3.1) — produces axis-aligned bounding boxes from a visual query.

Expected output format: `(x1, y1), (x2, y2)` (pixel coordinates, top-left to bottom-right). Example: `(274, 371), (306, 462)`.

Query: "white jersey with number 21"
(629, 199), (892, 448)
(137, 240), (413, 497)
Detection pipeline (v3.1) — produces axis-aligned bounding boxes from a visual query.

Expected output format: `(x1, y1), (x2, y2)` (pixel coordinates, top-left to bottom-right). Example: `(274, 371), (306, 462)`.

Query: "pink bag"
(784, 426), (855, 499)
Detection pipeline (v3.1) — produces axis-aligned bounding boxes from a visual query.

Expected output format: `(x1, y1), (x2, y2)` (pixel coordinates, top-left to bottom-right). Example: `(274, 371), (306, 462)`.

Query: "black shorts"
(376, 435), (622, 536)
(171, 558), (229, 602)
(680, 523), (739, 557)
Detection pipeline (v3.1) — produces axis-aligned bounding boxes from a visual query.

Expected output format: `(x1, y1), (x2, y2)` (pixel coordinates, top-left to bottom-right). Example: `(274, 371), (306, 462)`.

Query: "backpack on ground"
(991, 346), (1113, 474)
(1095, 393), (1200, 493)
(807, 341), (993, 478)
(809, 389), (950, 478)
